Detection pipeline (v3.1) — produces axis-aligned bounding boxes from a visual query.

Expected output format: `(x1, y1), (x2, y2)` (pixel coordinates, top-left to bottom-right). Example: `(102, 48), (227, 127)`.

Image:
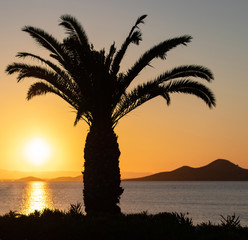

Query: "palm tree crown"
(6, 15), (215, 128)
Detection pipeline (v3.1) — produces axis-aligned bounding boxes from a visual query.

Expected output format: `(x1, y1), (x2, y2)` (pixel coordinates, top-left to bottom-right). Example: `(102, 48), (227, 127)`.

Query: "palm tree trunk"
(83, 121), (123, 215)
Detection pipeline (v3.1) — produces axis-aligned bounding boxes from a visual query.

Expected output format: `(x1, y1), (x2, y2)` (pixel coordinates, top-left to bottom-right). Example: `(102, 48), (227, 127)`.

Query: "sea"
(0, 181), (247, 226)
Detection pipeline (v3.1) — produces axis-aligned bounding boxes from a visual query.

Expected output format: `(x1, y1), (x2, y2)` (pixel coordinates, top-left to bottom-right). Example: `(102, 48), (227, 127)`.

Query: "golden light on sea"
(21, 181), (54, 215)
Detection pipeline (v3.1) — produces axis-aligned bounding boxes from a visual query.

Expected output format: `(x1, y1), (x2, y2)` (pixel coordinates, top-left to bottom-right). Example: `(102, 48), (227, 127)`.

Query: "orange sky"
(0, 0), (247, 175)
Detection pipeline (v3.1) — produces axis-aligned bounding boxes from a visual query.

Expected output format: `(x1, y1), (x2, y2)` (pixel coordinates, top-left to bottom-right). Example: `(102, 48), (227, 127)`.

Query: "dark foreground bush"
(0, 207), (247, 240)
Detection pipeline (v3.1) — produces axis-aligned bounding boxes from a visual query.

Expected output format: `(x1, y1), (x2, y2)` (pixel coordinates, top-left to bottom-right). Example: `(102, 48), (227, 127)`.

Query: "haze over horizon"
(0, 168), (152, 180)
(0, 0), (247, 174)
(0, 159), (245, 181)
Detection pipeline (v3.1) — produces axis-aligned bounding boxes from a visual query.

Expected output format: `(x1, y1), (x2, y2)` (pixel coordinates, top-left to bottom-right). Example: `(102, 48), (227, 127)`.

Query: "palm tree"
(6, 15), (215, 215)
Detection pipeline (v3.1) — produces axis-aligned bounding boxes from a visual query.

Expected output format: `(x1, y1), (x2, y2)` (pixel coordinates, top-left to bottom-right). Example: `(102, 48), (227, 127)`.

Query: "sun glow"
(24, 138), (51, 166)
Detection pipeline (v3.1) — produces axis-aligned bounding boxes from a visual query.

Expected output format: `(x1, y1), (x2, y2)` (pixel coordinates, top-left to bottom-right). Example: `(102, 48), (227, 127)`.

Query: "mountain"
(49, 175), (83, 182)
(121, 172), (152, 179)
(0, 169), (81, 180)
(16, 176), (44, 182)
(124, 159), (248, 181)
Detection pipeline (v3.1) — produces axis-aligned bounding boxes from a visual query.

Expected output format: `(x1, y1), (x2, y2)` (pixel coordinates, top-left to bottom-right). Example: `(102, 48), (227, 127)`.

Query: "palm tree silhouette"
(6, 15), (215, 215)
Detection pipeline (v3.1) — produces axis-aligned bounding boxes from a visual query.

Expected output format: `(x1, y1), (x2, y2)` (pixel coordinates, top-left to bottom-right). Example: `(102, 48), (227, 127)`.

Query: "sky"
(0, 0), (247, 175)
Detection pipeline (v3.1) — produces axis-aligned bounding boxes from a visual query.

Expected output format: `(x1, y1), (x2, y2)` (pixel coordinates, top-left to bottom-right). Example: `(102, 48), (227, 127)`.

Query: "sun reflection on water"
(20, 181), (54, 215)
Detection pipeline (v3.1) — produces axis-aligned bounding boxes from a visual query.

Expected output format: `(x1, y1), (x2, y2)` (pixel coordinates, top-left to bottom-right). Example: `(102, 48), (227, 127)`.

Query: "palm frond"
(130, 31), (143, 45)
(155, 65), (214, 83)
(6, 63), (80, 104)
(16, 52), (71, 80)
(74, 101), (92, 126)
(59, 15), (93, 77)
(22, 26), (66, 65)
(162, 92), (171, 105)
(27, 82), (92, 126)
(16, 52), (81, 95)
(59, 14), (90, 48)
(162, 79), (216, 108)
(112, 77), (215, 124)
(111, 15), (147, 75)
(123, 35), (192, 88)
(135, 14), (147, 25)
(6, 62), (23, 75)
(27, 81), (61, 100)
(27, 81), (78, 108)
(105, 42), (116, 71)
(112, 82), (168, 123)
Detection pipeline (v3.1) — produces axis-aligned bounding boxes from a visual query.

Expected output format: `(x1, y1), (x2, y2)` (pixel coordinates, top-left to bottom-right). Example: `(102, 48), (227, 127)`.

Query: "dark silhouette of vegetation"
(221, 214), (241, 229)
(0, 209), (247, 240)
(6, 15), (215, 215)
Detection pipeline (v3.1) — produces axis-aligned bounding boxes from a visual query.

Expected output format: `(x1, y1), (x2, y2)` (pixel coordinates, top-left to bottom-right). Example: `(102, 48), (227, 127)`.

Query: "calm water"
(0, 181), (247, 225)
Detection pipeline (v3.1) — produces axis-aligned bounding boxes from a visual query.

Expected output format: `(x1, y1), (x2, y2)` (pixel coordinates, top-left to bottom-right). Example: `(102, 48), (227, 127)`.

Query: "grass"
(0, 205), (247, 240)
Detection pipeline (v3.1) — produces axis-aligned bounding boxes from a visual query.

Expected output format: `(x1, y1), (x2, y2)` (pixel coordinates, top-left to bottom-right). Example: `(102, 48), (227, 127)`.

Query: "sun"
(24, 138), (51, 165)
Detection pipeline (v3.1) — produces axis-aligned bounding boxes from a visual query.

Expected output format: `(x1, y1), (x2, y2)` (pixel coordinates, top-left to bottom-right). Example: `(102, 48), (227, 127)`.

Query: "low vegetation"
(0, 205), (247, 240)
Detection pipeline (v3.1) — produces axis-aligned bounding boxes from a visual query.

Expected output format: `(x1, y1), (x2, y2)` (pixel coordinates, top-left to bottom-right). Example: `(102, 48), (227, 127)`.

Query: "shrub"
(220, 214), (241, 228)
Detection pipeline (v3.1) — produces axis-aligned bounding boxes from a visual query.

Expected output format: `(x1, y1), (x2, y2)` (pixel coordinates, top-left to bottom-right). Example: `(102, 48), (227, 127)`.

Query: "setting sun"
(24, 138), (51, 166)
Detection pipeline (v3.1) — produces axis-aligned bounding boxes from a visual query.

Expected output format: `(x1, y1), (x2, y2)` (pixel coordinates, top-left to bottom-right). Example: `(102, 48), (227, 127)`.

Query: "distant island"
(0, 169), (150, 181)
(124, 159), (248, 181)
(16, 176), (45, 182)
(49, 176), (83, 182)
(14, 175), (83, 182)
